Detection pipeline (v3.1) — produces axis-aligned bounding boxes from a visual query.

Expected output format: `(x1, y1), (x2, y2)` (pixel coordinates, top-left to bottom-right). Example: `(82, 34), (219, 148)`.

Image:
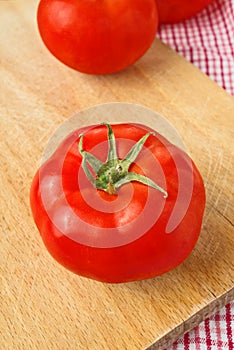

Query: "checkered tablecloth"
(157, 0), (234, 349)
(165, 301), (234, 350)
(157, 0), (234, 96)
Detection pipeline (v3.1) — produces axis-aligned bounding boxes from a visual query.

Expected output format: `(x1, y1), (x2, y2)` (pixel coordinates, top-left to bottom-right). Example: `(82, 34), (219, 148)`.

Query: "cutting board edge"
(146, 287), (234, 350)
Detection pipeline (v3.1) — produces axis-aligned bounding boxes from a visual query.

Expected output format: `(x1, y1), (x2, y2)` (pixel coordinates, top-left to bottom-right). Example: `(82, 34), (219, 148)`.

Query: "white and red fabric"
(157, 0), (234, 95)
(166, 301), (234, 350)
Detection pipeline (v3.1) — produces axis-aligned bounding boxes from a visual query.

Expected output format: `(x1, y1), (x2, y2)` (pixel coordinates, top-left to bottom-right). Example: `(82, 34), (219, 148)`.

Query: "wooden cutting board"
(1, 1), (233, 349)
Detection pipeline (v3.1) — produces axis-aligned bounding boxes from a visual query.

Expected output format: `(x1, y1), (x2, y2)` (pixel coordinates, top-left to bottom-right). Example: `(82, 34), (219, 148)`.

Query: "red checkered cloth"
(165, 301), (234, 350)
(157, 1), (234, 349)
(157, 0), (234, 96)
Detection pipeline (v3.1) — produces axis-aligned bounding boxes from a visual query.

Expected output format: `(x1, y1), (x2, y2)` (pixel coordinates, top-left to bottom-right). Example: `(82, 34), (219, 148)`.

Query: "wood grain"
(1, 1), (233, 349)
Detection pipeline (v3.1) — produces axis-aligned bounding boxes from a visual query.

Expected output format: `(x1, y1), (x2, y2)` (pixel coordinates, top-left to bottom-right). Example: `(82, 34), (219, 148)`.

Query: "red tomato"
(37, 0), (158, 74)
(30, 123), (206, 283)
(156, 0), (214, 24)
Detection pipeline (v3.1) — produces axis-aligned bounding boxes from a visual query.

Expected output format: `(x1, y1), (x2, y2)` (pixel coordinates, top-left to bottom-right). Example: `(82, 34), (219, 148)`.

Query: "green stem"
(102, 122), (118, 163)
(78, 123), (168, 198)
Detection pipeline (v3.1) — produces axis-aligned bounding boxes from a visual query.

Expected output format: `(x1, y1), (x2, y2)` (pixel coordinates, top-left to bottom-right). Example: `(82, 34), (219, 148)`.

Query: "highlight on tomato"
(37, 0), (159, 74)
(30, 120), (206, 283)
(156, 0), (215, 23)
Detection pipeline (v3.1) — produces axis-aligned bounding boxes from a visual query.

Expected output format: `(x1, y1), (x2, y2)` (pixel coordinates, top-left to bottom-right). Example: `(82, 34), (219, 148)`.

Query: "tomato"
(30, 123), (206, 283)
(156, 0), (214, 24)
(37, 0), (158, 74)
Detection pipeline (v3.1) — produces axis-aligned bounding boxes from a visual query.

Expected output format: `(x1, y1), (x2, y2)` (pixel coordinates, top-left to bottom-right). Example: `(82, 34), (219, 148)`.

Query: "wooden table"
(1, 1), (233, 349)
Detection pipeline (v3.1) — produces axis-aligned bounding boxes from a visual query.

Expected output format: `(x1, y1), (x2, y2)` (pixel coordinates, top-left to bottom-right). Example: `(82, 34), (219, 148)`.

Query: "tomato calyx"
(79, 123), (168, 197)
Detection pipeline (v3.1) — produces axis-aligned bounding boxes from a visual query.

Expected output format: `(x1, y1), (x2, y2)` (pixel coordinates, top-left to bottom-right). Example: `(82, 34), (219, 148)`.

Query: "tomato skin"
(37, 0), (158, 74)
(30, 123), (206, 283)
(156, 0), (214, 24)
